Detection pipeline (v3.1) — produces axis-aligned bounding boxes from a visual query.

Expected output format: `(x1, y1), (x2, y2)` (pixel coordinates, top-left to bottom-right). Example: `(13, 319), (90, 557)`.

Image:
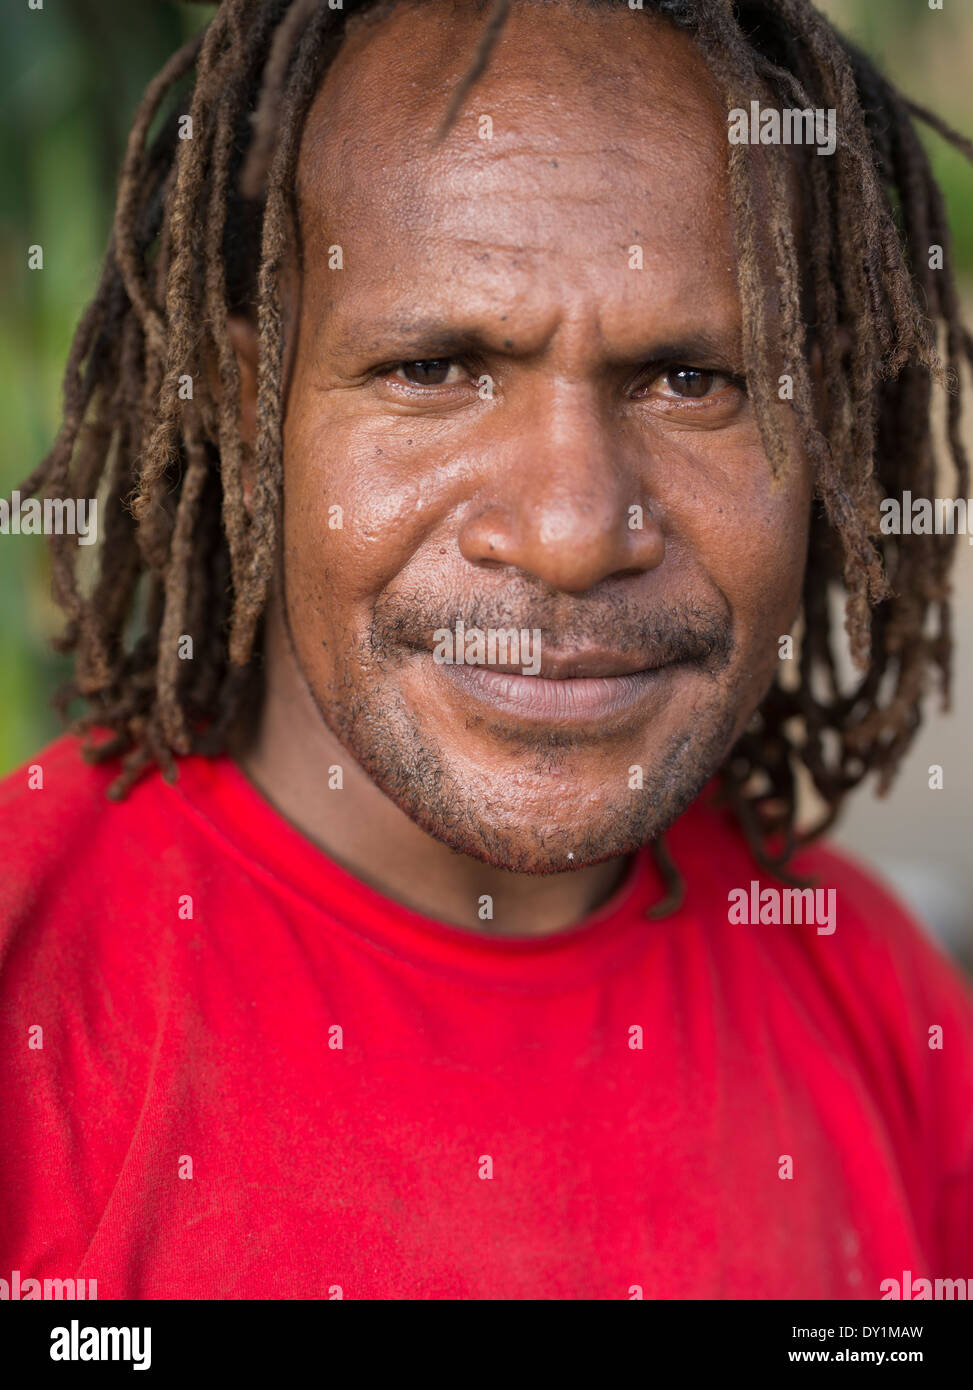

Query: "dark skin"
(230, 0), (812, 936)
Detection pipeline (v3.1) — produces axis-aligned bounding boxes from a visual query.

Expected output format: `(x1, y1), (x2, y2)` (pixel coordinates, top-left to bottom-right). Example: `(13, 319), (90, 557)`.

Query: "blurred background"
(1, 0), (971, 965)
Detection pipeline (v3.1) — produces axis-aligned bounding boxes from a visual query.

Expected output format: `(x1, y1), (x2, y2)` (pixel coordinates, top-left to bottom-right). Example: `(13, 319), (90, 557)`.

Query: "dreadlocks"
(16, 0), (973, 885)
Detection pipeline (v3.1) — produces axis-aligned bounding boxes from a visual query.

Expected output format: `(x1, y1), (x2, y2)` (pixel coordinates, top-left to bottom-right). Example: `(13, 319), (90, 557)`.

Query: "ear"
(226, 314), (259, 514)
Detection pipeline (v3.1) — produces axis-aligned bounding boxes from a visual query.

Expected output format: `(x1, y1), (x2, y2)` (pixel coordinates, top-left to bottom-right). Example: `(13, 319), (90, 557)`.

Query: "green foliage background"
(1, 0), (970, 773)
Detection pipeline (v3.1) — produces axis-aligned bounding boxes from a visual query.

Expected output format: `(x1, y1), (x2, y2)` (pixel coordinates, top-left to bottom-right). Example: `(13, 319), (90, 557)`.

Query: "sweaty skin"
(231, 1), (812, 936)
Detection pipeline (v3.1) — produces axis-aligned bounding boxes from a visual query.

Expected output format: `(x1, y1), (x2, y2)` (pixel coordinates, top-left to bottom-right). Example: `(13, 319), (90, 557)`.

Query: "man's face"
(272, 0), (811, 873)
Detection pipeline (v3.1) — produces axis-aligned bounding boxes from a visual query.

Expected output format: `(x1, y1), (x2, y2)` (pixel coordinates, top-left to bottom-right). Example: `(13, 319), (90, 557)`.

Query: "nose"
(458, 387), (665, 592)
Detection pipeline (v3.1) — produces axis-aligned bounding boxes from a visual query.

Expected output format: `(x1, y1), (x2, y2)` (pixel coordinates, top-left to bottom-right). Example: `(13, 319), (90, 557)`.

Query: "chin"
(383, 787), (665, 875)
(318, 673), (740, 873)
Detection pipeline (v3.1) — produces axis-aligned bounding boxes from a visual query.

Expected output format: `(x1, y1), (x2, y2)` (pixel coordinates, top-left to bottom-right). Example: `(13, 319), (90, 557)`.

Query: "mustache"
(369, 591), (734, 670)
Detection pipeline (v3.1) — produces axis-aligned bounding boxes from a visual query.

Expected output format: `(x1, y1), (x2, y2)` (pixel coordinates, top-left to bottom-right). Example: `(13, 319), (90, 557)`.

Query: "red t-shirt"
(0, 733), (971, 1300)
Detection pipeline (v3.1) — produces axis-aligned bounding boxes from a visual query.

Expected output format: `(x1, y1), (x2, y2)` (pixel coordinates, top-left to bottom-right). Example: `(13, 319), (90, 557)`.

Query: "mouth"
(434, 654), (690, 723)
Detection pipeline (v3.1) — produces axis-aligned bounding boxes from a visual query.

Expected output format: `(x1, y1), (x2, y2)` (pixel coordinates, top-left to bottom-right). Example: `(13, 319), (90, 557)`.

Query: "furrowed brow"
(328, 317), (745, 373)
(622, 333), (744, 374)
(329, 316), (498, 361)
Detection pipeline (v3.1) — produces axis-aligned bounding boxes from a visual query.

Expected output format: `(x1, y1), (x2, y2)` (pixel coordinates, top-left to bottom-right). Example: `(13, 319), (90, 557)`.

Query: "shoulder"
(0, 733), (163, 918)
(0, 731), (117, 856)
(0, 732), (211, 1122)
(0, 736), (188, 1261)
(674, 790), (973, 1171)
(676, 789), (973, 1015)
(789, 833), (973, 1063)
(0, 734), (114, 930)
(0, 733), (210, 986)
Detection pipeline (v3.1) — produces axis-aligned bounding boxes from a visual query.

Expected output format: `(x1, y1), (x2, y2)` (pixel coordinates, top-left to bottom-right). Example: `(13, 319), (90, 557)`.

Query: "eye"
(392, 359), (463, 386)
(630, 362), (746, 417)
(662, 366), (727, 398)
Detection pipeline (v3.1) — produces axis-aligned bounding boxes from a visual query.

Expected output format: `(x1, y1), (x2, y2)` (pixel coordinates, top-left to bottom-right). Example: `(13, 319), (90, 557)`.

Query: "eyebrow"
(330, 316), (744, 372)
(623, 335), (745, 373)
(332, 320), (487, 361)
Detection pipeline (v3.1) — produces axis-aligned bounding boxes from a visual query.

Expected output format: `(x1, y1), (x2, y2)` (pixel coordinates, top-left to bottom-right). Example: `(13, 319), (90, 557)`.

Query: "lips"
(436, 658), (684, 722)
(468, 647), (667, 680)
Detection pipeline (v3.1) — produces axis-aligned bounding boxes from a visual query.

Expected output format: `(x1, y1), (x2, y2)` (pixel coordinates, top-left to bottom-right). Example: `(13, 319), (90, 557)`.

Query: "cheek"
(280, 405), (444, 646)
(707, 473), (810, 657)
(657, 430), (810, 654)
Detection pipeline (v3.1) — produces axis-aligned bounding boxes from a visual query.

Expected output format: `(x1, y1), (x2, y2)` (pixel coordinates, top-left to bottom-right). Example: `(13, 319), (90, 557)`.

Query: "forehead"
(294, 0), (737, 332)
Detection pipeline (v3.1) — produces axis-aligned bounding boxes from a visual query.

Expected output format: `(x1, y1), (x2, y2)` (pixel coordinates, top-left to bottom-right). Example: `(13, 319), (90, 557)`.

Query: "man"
(1, 0), (972, 1299)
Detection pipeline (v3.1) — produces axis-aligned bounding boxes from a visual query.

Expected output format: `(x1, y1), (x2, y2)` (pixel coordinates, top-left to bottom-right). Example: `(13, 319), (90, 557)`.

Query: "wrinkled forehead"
(294, 0), (735, 256)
